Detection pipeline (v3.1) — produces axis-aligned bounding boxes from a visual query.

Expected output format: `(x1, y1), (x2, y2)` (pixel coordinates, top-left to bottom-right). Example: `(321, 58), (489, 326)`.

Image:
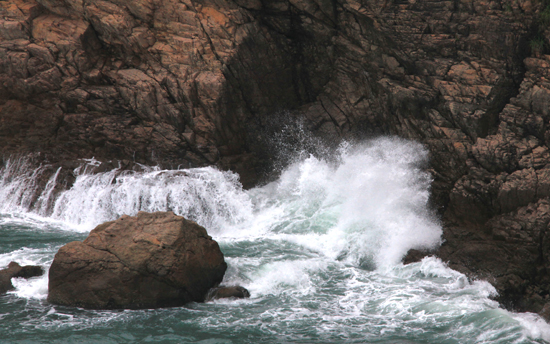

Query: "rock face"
(47, 211), (227, 309)
(0, 261), (44, 294)
(1, 0), (550, 314)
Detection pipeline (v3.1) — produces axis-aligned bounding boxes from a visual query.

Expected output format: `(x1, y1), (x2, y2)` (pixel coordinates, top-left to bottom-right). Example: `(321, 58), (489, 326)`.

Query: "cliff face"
(1, 0), (549, 314)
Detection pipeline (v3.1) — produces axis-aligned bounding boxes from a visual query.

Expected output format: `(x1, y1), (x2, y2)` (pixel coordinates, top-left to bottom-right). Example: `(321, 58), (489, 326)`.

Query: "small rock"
(14, 265), (45, 279)
(0, 261), (44, 294)
(402, 249), (434, 265)
(205, 286), (250, 301)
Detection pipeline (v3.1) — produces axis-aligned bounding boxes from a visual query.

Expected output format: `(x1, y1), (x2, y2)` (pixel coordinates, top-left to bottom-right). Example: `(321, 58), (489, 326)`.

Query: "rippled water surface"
(1, 139), (549, 343)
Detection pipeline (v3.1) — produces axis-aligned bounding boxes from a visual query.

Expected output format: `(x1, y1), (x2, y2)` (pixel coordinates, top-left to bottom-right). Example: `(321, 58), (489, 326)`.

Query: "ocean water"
(1, 138), (550, 343)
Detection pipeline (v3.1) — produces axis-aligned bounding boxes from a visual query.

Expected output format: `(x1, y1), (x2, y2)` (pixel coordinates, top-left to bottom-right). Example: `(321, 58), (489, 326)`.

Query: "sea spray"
(50, 167), (254, 232)
(0, 138), (440, 267)
(244, 138), (441, 268)
(0, 160), (253, 232)
(0, 158), (52, 214)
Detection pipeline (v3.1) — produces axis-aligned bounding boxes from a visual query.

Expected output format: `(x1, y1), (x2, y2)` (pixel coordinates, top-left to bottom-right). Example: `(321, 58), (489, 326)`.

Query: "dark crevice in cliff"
(480, 30), (531, 138)
(482, 77), (523, 138)
(287, 6), (317, 104)
(331, 0), (339, 28)
(318, 97), (342, 131)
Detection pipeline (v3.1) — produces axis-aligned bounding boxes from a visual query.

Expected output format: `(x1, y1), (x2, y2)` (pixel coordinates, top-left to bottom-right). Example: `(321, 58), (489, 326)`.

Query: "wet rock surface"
(0, 261), (44, 294)
(1, 0), (550, 314)
(205, 286), (250, 301)
(47, 211), (227, 309)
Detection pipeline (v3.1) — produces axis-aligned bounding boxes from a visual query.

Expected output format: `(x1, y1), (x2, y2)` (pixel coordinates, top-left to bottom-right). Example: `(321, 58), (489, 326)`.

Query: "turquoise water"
(1, 139), (549, 343)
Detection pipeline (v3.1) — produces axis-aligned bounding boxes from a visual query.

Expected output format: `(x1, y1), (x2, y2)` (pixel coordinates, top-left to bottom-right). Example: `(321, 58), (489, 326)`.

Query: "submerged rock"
(205, 286), (250, 301)
(0, 261), (44, 294)
(402, 249), (435, 265)
(48, 211), (227, 309)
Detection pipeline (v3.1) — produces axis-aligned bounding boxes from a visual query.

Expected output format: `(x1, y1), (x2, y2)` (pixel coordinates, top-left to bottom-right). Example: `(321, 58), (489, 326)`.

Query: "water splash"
(50, 167), (254, 232)
(0, 158), (53, 214)
(0, 138), (440, 265)
(244, 138), (441, 268)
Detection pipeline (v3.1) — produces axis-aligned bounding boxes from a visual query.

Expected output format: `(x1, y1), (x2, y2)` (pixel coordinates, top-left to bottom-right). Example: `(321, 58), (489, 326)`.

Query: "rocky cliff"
(1, 0), (549, 315)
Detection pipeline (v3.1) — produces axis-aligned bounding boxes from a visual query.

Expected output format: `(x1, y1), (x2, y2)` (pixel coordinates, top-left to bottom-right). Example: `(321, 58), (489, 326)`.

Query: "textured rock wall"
(1, 0), (550, 314)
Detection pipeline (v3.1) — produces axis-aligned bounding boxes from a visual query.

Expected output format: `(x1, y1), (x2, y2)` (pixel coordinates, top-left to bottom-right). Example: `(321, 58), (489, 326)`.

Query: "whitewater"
(1, 137), (550, 343)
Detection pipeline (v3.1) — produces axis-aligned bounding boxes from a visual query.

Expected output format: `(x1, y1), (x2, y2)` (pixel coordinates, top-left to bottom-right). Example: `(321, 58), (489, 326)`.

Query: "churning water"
(1, 138), (549, 343)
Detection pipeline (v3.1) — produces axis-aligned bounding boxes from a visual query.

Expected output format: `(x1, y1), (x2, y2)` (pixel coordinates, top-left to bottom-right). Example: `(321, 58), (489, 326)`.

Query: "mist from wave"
(0, 138), (441, 267)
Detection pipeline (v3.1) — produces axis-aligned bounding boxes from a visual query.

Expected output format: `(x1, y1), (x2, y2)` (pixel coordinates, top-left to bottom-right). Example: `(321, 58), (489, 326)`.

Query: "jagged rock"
(402, 250), (435, 265)
(205, 286), (250, 301)
(47, 211), (227, 309)
(0, 261), (44, 294)
(539, 302), (550, 321)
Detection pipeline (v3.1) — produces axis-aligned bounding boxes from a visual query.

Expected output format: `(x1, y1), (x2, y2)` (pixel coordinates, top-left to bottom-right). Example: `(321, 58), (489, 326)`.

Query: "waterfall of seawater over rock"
(1, 138), (549, 343)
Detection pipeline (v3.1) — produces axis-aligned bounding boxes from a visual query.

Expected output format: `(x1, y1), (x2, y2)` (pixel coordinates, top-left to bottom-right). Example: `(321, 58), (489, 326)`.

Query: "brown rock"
(0, 261), (44, 294)
(47, 211), (227, 309)
(539, 302), (550, 321)
(205, 286), (250, 301)
(402, 250), (436, 265)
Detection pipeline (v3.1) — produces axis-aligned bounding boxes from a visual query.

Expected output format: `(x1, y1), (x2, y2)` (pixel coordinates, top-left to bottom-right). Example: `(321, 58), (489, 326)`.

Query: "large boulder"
(47, 211), (227, 309)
